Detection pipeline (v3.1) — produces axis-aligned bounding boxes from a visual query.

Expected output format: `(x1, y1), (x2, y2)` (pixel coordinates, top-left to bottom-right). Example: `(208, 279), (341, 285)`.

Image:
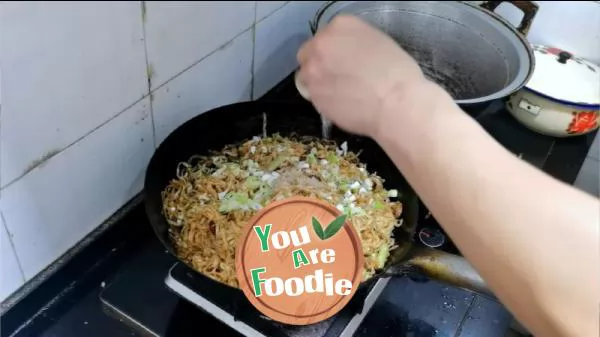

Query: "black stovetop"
(2, 73), (595, 337)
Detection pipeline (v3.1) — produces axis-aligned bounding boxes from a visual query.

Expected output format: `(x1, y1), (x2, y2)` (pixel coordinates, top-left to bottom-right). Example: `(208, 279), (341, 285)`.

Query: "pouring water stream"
(295, 71), (332, 139)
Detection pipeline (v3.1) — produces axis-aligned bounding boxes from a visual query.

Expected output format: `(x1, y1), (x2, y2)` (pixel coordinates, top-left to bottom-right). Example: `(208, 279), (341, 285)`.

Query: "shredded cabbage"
(376, 245), (389, 269)
(267, 156), (287, 171)
(163, 135), (403, 287)
(253, 186), (272, 204)
(219, 192), (261, 212)
(244, 176), (262, 190)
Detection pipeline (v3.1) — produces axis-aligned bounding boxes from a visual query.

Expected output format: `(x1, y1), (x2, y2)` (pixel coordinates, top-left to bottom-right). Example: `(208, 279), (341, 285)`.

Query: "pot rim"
(311, 1), (536, 105)
(522, 87), (600, 110)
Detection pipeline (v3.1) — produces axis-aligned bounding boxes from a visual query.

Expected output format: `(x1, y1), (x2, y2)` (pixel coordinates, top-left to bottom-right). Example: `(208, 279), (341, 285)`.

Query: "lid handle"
(557, 51), (572, 64)
(480, 1), (539, 36)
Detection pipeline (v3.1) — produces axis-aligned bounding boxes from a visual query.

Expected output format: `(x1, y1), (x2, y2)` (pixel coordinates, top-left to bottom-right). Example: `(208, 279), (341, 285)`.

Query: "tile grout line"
(454, 295), (477, 337)
(255, 1), (290, 26)
(140, 0), (157, 149)
(146, 0), (289, 98)
(250, 1), (290, 100)
(148, 25), (254, 96)
(1, 211), (26, 283)
(1, 9), (262, 192)
(250, 1), (258, 99)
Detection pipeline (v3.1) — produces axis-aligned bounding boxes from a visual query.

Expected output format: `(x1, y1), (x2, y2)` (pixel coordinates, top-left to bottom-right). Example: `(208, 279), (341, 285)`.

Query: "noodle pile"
(162, 135), (402, 287)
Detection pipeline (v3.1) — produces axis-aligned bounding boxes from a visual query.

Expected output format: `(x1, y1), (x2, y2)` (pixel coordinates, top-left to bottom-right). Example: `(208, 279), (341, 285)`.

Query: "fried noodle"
(162, 135), (402, 287)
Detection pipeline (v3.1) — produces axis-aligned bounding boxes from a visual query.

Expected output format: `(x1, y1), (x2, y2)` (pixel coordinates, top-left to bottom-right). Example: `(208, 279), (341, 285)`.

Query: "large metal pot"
(311, 1), (539, 111)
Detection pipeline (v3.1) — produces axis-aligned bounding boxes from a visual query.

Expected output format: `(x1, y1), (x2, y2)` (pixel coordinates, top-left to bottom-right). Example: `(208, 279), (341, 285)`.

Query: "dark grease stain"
(217, 39), (234, 52)
(146, 64), (154, 88)
(23, 149), (61, 176)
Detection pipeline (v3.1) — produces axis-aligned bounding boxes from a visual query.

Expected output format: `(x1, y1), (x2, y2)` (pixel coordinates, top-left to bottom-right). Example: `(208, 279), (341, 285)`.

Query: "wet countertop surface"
(2, 74), (596, 337)
(356, 278), (511, 337)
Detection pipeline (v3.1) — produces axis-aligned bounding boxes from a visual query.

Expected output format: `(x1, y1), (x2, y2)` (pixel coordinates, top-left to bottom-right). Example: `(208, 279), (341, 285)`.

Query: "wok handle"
(403, 247), (492, 296)
(480, 1), (539, 36)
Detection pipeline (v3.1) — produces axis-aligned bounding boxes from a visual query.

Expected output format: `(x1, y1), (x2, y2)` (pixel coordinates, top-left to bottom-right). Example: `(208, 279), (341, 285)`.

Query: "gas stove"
(164, 264), (389, 337)
(99, 72), (594, 337)
(100, 238), (389, 337)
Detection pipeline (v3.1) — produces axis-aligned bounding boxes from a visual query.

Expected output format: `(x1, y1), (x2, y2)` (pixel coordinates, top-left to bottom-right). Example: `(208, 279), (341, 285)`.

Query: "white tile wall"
(0, 98), (153, 278)
(491, 1), (600, 64)
(153, 30), (253, 144)
(1, 214), (25, 300)
(0, 0), (291, 302)
(0, 2), (148, 187)
(253, 1), (326, 99)
(144, 1), (255, 90)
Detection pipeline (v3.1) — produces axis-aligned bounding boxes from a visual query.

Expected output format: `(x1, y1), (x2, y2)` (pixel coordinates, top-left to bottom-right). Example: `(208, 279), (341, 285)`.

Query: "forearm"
(375, 83), (600, 337)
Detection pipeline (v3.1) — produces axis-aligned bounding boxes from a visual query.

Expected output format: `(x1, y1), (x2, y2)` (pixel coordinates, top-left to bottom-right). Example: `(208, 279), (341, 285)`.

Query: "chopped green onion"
(244, 176), (261, 190)
(219, 192), (260, 213)
(327, 153), (339, 164)
(267, 156), (286, 171)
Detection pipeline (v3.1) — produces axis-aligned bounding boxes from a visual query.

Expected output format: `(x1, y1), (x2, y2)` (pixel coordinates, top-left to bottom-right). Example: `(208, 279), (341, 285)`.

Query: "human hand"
(296, 15), (428, 138)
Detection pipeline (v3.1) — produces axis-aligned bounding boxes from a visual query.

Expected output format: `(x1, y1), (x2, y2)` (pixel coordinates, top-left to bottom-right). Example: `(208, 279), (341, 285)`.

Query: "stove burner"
(100, 239), (389, 337)
(418, 228), (446, 248)
(415, 199), (460, 255)
(164, 263), (390, 337)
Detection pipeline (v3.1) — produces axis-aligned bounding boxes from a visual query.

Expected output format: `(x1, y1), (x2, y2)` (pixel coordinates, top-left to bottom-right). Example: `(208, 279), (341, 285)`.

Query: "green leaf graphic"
(323, 214), (347, 239)
(312, 217), (325, 240)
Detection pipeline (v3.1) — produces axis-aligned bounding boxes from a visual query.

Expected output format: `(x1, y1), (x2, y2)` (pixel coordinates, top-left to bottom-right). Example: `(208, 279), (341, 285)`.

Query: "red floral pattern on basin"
(545, 47), (564, 56)
(567, 111), (598, 134)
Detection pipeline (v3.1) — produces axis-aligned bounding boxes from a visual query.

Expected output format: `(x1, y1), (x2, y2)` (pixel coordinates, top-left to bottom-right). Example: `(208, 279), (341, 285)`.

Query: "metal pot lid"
(526, 45), (600, 107)
(311, 1), (536, 104)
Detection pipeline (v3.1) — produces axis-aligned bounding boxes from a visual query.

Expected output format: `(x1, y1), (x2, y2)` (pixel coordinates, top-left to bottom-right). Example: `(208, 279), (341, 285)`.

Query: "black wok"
(144, 101), (489, 298)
